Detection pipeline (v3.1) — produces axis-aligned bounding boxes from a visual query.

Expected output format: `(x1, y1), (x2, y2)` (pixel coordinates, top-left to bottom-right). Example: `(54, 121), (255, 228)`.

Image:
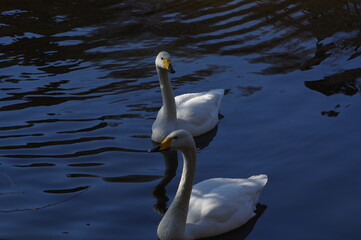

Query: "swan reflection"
(152, 150), (178, 215)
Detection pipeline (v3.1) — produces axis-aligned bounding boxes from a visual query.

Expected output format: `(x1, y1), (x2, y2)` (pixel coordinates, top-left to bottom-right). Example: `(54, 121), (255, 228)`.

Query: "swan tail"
(248, 174), (268, 188)
(209, 89), (225, 98)
(248, 174), (268, 211)
(209, 89), (225, 108)
(209, 88), (225, 94)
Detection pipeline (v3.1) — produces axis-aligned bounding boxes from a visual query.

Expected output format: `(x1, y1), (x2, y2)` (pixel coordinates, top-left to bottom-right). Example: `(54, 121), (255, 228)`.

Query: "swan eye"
(161, 57), (164, 60)
(173, 136), (178, 140)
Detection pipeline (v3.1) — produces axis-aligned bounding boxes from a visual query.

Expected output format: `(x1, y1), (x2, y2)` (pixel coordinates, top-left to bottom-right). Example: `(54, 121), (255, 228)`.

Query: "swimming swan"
(150, 129), (268, 240)
(151, 51), (224, 143)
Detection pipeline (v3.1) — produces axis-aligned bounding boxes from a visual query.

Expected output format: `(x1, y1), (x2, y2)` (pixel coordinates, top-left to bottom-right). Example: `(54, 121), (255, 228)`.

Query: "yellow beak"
(148, 137), (173, 152)
(159, 137), (172, 151)
(163, 58), (176, 73)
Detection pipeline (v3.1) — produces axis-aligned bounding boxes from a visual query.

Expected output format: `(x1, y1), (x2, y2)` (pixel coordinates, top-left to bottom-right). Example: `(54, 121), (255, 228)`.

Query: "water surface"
(1, 1), (361, 239)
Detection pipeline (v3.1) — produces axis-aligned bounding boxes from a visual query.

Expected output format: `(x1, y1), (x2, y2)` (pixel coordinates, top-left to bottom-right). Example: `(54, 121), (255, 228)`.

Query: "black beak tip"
(149, 146), (161, 152)
(168, 64), (176, 74)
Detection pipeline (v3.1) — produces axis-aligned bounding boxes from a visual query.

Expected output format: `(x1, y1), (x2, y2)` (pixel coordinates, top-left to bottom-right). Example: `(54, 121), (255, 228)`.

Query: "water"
(1, 0), (361, 239)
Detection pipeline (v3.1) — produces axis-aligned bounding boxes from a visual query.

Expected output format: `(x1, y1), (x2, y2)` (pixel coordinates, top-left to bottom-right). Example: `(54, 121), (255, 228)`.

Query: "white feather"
(185, 175), (267, 239)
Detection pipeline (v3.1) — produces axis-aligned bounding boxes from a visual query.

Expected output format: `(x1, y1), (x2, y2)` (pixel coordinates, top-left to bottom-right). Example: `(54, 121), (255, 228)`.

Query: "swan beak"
(149, 137), (172, 152)
(163, 59), (176, 74)
(149, 146), (161, 152)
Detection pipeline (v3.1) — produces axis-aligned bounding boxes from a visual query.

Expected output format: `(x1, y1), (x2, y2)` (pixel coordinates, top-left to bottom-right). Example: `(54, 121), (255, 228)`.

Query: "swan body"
(151, 51), (224, 143)
(150, 130), (268, 240)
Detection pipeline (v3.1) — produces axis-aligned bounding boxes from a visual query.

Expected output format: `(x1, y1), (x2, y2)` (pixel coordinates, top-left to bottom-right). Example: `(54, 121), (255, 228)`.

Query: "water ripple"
(1, 146), (148, 159)
(1, 1), (361, 239)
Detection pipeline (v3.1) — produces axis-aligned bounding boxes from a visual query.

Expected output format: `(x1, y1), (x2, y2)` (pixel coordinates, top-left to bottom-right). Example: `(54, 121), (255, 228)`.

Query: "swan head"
(155, 51), (176, 74)
(149, 129), (195, 152)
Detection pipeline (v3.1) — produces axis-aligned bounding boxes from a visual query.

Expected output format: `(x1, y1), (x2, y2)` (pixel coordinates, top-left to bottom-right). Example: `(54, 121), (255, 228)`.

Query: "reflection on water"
(1, 0), (361, 239)
(44, 186), (89, 194)
(103, 174), (162, 183)
(152, 150), (178, 215)
(1, 0), (360, 79)
(305, 68), (361, 96)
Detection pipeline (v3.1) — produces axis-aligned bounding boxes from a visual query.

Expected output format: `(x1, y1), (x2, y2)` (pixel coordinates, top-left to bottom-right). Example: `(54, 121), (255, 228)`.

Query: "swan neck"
(177, 147), (197, 208)
(157, 146), (196, 239)
(157, 67), (177, 122)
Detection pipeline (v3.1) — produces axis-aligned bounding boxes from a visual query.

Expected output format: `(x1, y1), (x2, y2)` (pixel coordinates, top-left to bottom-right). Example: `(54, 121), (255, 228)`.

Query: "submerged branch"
(0, 189), (88, 213)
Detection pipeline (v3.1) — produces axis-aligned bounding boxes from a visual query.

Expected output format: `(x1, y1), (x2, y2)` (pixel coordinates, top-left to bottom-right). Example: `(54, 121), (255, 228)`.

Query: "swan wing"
(185, 175), (267, 239)
(175, 89), (224, 136)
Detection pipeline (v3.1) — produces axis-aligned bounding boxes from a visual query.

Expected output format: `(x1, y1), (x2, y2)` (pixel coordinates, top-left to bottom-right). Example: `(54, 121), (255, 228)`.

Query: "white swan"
(151, 51), (224, 143)
(150, 129), (268, 240)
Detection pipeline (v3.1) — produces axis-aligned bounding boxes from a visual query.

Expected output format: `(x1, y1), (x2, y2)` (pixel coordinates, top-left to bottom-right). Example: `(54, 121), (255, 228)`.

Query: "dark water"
(1, 0), (361, 239)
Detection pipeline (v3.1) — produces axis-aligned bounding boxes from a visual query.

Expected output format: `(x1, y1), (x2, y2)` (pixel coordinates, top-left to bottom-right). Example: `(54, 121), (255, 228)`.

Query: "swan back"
(185, 175), (267, 239)
(175, 89), (224, 136)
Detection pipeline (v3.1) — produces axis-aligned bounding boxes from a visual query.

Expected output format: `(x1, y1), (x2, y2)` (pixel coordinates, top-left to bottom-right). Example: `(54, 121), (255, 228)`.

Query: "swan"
(150, 129), (268, 240)
(151, 51), (224, 143)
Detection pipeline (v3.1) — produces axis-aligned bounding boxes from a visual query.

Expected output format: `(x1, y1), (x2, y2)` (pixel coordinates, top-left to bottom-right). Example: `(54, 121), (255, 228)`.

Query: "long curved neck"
(157, 146), (196, 240)
(157, 67), (177, 122)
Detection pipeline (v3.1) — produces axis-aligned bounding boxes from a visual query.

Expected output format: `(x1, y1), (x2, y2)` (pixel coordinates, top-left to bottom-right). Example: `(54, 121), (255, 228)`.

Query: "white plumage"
(186, 176), (267, 239)
(150, 129), (268, 240)
(151, 51), (224, 143)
